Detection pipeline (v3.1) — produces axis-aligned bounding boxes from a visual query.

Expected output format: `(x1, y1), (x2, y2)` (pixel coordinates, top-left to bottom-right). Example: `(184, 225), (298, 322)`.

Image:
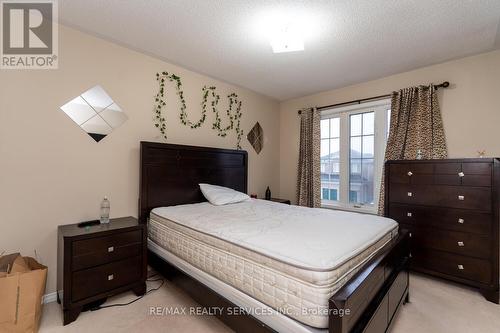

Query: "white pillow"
(199, 183), (250, 206)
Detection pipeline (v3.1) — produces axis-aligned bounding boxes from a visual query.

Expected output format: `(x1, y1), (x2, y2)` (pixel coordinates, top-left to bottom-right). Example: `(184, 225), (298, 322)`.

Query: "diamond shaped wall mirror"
(247, 122), (263, 154)
(60, 85), (128, 142)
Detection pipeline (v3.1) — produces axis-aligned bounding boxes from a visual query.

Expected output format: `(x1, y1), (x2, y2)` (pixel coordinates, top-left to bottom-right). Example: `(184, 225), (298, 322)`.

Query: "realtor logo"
(1, 0), (58, 69)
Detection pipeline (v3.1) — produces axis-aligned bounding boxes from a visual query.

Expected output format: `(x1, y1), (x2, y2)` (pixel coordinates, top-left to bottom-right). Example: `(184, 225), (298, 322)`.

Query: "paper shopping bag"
(0, 254), (47, 333)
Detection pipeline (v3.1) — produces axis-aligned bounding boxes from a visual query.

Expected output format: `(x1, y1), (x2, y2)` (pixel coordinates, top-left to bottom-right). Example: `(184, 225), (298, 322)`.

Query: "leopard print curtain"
(297, 107), (321, 208)
(378, 85), (448, 215)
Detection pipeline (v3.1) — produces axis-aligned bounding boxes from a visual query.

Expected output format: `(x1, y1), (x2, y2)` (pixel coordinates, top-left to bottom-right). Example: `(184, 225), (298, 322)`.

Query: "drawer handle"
(458, 195), (465, 201)
(457, 241), (465, 247)
(407, 212), (412, 217)
(407, 171), (413, 176)
(407, 192), (413, 197)
(108, 274), (114, 281)
(458, 172), (465, 177)
(457, 265), (464, 270)
(458, 218), (464, 224)
(108, 246), (114, 253)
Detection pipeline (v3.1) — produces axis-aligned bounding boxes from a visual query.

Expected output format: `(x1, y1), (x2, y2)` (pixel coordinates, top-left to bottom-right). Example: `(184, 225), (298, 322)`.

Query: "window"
(320, 100), (391, 212)
(322, 188), (338, 201)
(350, 112), (375, 205)
(321, 117), (340, 203)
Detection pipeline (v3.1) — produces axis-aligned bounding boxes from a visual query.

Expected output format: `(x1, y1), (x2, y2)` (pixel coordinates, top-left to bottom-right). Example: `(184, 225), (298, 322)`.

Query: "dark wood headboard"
(139, 141), (248, 224)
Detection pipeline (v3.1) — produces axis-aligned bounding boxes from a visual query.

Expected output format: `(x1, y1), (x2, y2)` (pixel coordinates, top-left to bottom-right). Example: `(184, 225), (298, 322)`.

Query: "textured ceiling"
(60, 0), (500, 101)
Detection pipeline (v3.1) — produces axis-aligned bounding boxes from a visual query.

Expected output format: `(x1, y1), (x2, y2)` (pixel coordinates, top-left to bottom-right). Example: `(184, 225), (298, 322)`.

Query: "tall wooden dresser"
(384, 158), (499, 303)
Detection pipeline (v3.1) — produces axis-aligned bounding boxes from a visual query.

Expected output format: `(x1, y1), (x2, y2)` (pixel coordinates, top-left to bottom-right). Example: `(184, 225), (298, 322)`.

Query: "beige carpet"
(40, 273), (500, 333)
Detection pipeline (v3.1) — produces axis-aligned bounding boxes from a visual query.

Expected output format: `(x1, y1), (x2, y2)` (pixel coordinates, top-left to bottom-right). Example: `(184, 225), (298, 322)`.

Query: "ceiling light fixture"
(269, 23), (304, 53)
(254, 8), (317, 54)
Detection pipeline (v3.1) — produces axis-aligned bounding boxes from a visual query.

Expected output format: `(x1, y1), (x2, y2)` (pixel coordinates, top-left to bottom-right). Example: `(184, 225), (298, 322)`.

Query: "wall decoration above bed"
(60, 85), (128, 142)
(153, 71), (244, 149)
(247, 122), (263, 154)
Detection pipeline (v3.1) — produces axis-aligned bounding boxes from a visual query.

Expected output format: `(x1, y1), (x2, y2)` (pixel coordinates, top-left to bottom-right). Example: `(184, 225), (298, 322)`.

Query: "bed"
(139, 141), (410, 333)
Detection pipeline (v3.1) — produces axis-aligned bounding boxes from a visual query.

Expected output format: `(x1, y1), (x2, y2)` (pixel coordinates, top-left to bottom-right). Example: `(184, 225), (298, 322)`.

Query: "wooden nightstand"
(57, 217), (147, 325)
(269, 198), (291, 205)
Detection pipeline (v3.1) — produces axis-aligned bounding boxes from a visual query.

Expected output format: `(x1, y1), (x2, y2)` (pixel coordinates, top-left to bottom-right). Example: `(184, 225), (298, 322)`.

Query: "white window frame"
(320, 99), (391, 214)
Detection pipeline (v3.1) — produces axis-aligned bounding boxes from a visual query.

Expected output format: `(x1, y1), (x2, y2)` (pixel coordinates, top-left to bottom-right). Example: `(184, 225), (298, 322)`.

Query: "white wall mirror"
(60, 85), (128, 142)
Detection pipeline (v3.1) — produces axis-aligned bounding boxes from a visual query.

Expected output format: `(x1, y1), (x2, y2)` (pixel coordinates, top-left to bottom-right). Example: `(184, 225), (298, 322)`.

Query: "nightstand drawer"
(72, 256), (142, 301)
(72, 230), (142, 270)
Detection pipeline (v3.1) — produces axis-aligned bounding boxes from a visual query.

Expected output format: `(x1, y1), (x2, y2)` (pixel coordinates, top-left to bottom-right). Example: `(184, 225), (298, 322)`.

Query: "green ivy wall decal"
(154, 71), (243, 149)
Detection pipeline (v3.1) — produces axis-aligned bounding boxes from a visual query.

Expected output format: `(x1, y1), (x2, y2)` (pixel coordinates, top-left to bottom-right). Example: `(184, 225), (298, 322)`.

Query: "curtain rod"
(298, 81), (450, 114)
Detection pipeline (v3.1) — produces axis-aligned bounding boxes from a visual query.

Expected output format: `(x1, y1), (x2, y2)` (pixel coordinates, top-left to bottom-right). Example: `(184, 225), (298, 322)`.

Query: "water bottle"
(100, 197), (110, 224)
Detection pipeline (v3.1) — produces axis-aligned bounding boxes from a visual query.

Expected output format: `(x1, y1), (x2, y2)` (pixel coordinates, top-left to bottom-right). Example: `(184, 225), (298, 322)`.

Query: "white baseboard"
(43, 292), (57, 304)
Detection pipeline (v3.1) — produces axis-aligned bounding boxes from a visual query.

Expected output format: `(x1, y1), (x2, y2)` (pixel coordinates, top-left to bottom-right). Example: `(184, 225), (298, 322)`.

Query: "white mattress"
(148, 199), (398, 328)
(148, 240), (326, 333)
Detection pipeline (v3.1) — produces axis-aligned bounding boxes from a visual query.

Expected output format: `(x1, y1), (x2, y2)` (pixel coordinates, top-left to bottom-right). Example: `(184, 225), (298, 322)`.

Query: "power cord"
(90, 274), (164, 311)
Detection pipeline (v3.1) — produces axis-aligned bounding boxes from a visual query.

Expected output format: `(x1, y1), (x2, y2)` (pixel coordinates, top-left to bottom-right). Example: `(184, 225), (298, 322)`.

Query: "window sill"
(321, 203), (378, 215)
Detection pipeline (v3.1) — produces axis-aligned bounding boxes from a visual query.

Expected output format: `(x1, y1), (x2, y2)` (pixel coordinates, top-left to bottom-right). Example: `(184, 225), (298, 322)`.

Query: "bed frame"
(139, 141), (410, 333)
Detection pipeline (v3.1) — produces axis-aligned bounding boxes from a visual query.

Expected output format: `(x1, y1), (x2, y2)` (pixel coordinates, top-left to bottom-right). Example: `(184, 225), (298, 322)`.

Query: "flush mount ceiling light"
(254, 8), (317, 54)
(270, 23), (304, 53)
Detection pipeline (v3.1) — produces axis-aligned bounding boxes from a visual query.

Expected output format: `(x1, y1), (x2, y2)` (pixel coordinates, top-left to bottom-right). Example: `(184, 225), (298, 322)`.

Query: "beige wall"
(279, 50), (500, 204)
(0, 25), (280, 293)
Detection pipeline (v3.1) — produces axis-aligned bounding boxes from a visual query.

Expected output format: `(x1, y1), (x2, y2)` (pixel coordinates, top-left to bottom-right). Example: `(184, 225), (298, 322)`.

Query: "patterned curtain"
(378, 85), (447, 215)
(297, 107), (321, 208)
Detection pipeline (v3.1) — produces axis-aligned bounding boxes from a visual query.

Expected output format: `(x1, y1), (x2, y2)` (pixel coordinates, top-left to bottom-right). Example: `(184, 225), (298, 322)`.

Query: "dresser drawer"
(433, 174), (491, 187)
(462, 162), (492, 175)
(389, 163), (433, 184)
(412, 249), (492, 284)
(389, 162), (492, 187)
(72, 230), (142, 271)
(443, 162), (491, 186)
(434, 163), (461, 174)
(388, 204), (492, 235)
(400, 224), (491, 259)
(387, 205), (416, 225)
(72, 256), (142, 301)
(389, 184), (491, 211)
(433, 174), (461, 186)
(413, 228), (491, 259)
(461, 175), (492, 187)
(390, 163), (434, 175)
